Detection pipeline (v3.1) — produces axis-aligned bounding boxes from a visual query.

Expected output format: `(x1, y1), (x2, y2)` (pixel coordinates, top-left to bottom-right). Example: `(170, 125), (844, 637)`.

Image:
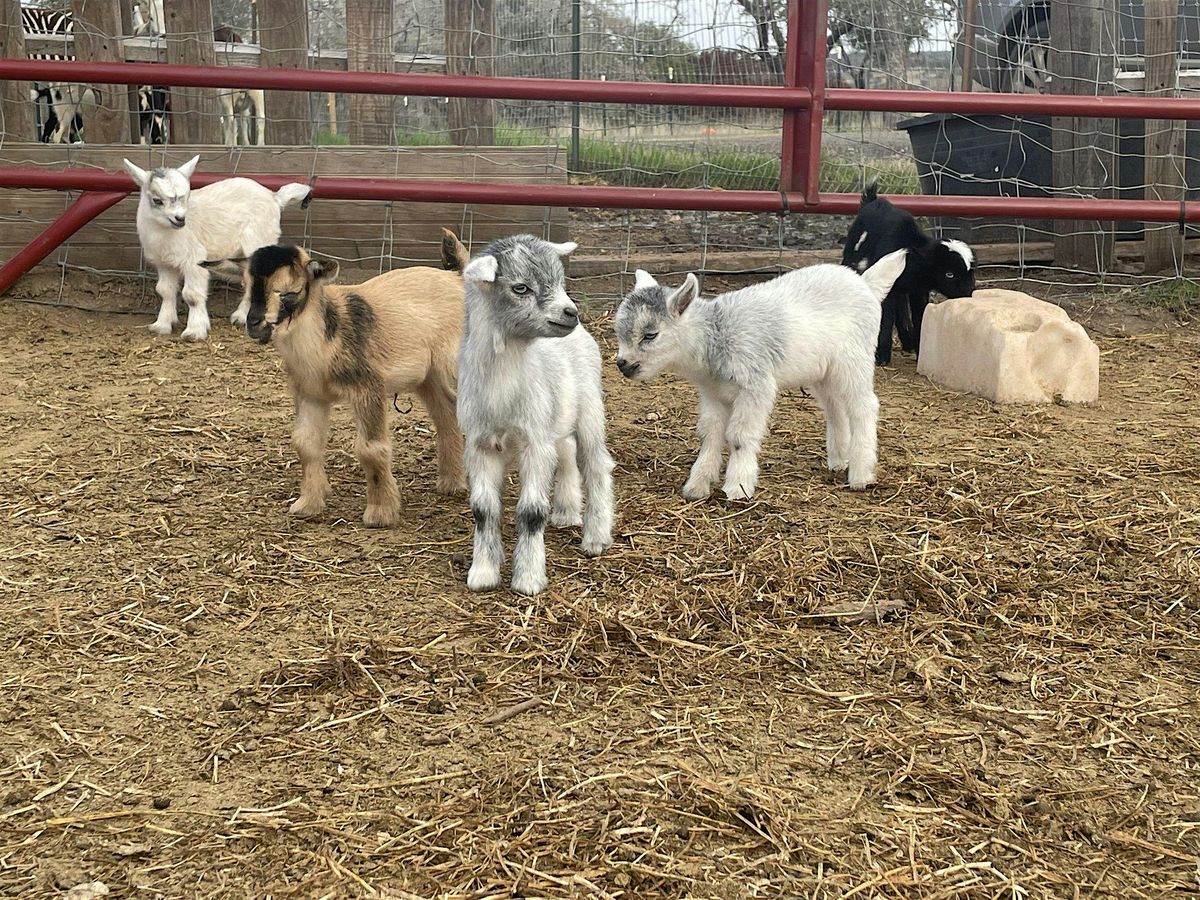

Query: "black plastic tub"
(897, 111), (1200, 242)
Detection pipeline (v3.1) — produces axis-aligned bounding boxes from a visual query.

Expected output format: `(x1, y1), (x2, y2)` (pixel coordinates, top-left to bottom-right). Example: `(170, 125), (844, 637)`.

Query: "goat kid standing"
(204, 232), (467, 526)
(123, 155), (311, 340)
(615, 251), (907, 498)
(458, 235), (615, 597)
(841, 180), (976, 365)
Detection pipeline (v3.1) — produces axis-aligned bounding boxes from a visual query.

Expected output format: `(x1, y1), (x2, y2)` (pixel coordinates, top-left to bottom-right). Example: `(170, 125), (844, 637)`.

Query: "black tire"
(1001, 15), (1052, 93)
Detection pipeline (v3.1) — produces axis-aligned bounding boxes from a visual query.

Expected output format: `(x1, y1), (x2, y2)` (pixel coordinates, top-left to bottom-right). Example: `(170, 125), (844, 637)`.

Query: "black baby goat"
(841, 180), (976, 365)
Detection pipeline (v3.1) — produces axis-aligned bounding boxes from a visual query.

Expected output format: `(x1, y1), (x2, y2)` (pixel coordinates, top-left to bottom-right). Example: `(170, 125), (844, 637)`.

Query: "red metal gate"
(1, 0), (1197, 292)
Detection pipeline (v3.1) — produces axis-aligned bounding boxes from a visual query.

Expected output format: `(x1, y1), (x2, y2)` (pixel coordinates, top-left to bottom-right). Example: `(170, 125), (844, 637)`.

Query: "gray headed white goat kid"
(614, 250), (907, 498)
(122, 155), (311, 341)
(458, 235), (615, 597)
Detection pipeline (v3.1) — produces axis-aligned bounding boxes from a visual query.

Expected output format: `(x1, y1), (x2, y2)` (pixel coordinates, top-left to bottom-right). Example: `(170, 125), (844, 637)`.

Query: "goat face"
(927, 239), (976, 299)
(233, 244), (339, 344)
(461, 235), (579, 340)
(613, 269), (699, 381)
(122, 154), (198, 229)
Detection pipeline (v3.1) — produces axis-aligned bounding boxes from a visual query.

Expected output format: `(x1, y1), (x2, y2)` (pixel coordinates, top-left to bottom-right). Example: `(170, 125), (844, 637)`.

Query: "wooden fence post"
(71, 0), (130, 143)
(446, 0), (496, 145)
(259, 0), (310, 145)
(164, 0), (220, 145)
(1051, 0), (1117, 270)
(345, 0), (393, 145)
(1143, 0), (1184, 273)
(0, 0), (34, 142)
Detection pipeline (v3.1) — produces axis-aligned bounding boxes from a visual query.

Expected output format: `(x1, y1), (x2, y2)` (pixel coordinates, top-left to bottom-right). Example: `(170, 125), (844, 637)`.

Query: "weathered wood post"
(0, 0), (34, 142)
(445, 0), (495, 145)
(1143, 0), (1184, 273)
(164, 0), (221, 145)
(345, 0), (393, 145)
(71, 0), (130, 143)
(259, 0), (310, 145)
(1050, 0), (1117, 270)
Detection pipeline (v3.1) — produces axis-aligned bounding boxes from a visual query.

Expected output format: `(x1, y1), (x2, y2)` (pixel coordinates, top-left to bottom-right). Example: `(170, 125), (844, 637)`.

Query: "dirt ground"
(1, 269), (1198, 899)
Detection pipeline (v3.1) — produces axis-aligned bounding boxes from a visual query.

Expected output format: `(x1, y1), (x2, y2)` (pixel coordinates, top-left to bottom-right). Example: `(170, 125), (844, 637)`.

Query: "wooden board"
(22, 34), (447, 73)
(0, 144), (567, 276)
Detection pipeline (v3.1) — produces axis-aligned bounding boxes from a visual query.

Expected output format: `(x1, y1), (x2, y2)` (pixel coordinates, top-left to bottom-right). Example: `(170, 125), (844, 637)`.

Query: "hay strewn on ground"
(1, 280), (1197, 899)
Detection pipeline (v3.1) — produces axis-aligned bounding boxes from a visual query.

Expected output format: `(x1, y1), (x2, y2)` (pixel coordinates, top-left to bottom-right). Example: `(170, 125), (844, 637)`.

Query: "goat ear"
(462, 255), (499, 284)
(122, 158), (149, 188)
(548, 241), (577, 258)
(667, 273), (700, 316)
(633, 269), (658, 290)
(307, 258), (339, 283)
(177, 154), (201, 181)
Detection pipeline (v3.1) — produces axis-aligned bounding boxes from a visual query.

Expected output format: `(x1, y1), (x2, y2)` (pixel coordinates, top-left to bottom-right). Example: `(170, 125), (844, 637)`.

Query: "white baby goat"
(614, 250), (907, 498)
(458, 234), (615, 597)
(122, 155), (311, 341)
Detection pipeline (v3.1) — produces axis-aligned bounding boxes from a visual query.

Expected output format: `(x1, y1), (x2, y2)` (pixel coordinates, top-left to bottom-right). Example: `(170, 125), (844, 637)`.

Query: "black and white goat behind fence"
(20, 5), (99, 144)
(841, 180), (977, 366)
(131, 1), (264, 146)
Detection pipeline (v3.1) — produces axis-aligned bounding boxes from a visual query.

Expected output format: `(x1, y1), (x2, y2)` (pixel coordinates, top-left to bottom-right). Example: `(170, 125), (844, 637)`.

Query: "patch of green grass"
(1134, 279), (1200, 316)
(393, 126), (548, 147)
(314, 130), (349, 145)
(390, 126), (921, 194)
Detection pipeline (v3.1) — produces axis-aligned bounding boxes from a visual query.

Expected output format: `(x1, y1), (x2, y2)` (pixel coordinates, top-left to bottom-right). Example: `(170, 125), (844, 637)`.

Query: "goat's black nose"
(562, 306), (578, 321)
(616, 358), (641, 378)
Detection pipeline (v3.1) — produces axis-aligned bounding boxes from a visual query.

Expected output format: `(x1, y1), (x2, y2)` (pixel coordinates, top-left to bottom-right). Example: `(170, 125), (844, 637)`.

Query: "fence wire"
(2, 0), (1199, 308)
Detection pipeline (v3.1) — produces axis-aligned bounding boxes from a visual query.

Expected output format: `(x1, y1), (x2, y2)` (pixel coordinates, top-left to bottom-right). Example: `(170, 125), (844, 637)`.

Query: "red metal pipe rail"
(0, 191), (127, 294)
(4, 57), (1200, 119)
(2, 168), (1197, 223)
(0, 59), (810, 109)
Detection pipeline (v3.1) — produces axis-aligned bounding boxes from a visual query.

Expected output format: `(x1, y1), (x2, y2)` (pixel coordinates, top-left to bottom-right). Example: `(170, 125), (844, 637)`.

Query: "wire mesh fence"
(2, 0), (1199, 308)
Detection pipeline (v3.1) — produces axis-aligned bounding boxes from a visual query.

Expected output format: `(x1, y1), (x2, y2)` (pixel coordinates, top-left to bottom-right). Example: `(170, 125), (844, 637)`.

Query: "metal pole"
(960, 0), (977, 92)
(5, 58), (1200, 119)
(2, 167), (1199, 220)
(0, 191), (129, 295)
(781, 0), (827, 198)
(570, 0), (581, 173)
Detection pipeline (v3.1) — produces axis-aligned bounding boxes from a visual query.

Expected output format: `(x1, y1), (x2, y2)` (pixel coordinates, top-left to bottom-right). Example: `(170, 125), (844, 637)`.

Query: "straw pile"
(0, 279), (1197, 898)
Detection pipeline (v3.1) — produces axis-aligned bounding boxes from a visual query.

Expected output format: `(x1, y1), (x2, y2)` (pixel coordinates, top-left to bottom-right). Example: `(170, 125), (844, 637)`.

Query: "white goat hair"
(614, 250), (907, 498)
(457, 234), (615, 597)
(219, 89), (266, 148)
(122, 155), (311, 341)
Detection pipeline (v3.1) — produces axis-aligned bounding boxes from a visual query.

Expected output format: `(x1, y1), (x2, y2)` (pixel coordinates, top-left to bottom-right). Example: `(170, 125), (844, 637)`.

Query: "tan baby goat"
(205, 231), (467, 526)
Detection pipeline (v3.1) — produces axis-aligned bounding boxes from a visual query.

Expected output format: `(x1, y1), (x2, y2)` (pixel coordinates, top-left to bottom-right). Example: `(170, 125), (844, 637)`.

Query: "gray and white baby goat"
(457, 235), (615, 597)
(615, 251), (907, 498)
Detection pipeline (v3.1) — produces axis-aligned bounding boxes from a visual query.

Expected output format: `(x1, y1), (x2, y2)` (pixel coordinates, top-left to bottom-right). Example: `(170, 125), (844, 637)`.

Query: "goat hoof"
(722, 483), (754, 501)
(230, 309), (248, 326)
(289, 498), (325, 519)
(581, 535), (612, 558)
(466, 565), (501, 592)
(148, 321), (175, 336)
(363, 504), (400, 528)
(681, 482), (712, 501)
(511, 571), (547, 596)
(551, 509), (583, 528)
(436, 476), (467, 496)
(847, 479), (876, 492)
(180, 327), (209, 342)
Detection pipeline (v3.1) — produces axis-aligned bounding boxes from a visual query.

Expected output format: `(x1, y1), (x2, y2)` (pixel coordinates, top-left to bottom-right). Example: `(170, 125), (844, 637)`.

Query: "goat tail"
(440, 228), (471, 272)
(274, 182), (313, 211)
(861, 248), (907, 302)
(861, 176), (879, 205)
